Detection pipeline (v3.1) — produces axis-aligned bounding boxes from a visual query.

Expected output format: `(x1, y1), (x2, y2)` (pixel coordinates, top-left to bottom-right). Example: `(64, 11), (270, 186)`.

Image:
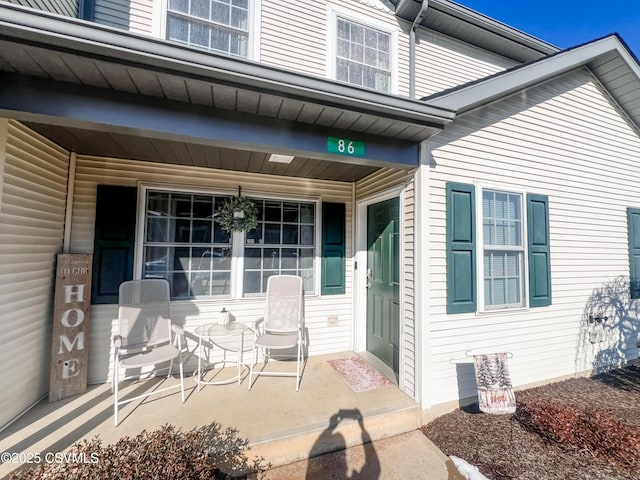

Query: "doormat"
(328, 356), (393, 393)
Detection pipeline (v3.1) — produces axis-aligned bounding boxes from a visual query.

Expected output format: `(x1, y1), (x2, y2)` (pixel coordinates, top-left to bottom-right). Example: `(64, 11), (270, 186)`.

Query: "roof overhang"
(0, 4), (456, 181)
(394, 0), (558, 63)
(424, 34), (640, 129)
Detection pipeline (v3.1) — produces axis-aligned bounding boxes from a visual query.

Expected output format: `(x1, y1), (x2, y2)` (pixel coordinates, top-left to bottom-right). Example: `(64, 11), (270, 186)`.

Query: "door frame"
(354, 186), (406, 380)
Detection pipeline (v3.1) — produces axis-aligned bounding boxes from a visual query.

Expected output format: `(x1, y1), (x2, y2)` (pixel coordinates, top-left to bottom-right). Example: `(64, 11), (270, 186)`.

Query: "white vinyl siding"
(425, 68), (640, 408)
(414, 29), (517, 99)
(93, 0), (154, 35)
(68, 156), (355, 384)
(0, 120), (69, 428)
(259, 0), (327, 77)
(356, 167), (417, 399)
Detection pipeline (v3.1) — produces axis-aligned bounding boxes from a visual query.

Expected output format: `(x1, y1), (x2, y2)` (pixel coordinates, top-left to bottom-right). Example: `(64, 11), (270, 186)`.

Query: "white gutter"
(409, 0), (429, 99)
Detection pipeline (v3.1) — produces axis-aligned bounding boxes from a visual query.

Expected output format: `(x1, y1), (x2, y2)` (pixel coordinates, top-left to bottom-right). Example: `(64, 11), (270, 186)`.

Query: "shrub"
(10, 423), (269, 480)
(515, 397), (640, 469)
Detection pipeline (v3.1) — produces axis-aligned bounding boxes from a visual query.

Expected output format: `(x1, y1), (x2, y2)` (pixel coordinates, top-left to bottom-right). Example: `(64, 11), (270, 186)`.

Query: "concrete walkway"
(256, 430), (465, 480)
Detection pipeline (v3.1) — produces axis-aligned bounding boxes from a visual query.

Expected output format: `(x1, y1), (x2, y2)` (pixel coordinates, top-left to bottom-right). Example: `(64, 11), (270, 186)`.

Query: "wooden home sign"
(49, 254), (92, 402)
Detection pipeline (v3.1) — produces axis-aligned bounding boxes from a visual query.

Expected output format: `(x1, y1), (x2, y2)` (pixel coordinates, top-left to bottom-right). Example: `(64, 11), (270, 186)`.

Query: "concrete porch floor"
(0, 352), (449, 479)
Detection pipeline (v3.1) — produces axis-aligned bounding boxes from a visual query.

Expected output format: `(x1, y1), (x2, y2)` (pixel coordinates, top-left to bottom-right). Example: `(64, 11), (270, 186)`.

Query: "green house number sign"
(327, 137), (365, 157)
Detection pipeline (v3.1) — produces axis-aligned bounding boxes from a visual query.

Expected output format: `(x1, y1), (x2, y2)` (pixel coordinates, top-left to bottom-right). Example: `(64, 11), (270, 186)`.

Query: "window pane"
(211, 272), (231, 295)
(244, 247), (261, 269)
(283, 202), (299, 222)
(145, 247), (168, 273)
(211, 1), (230, 23)
(143, 190), (234, 300)
(192, 220), (212, 243)
(191, 0), (209, 20)
(212, 247), (232, 270)
(211, 28), (230, 52)
(174, 219), (191, 242)
(241, 199), (316, 296)
(300, 225), (314, 245)
(282, 248), (298, 269)
(244, 270), (261, 294)
(167, 15), (189, 43)
(283, 224), (298, 244)
(264, 223), (281, 244)
(230, 5), (247, 29)
(169, 0), (188, 13)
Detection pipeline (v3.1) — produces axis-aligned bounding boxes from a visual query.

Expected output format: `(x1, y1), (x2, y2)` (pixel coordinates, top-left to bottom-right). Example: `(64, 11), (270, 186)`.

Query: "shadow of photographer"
(306, 408), (380, 480)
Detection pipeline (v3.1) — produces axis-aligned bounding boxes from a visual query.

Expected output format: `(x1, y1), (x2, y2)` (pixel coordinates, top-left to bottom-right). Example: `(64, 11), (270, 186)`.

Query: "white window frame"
(326, 4), (398, 95)
(135, 183), (320, 300)
(476, 183), (529, 313)
(153, 0), (261, 60)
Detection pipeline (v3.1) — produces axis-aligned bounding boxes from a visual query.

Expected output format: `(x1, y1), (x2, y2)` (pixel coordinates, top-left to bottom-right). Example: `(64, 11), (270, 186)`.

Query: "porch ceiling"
(0, 4), (455, 182)
(24, 123), (380, 182)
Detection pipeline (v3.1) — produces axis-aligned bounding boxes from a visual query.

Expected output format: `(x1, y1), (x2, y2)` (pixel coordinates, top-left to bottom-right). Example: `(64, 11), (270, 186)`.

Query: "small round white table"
(194, 322), (249, 390)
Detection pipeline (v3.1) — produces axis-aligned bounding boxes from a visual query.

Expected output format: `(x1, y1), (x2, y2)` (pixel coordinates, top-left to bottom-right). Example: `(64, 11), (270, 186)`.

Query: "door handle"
(366, 268), (372, 288)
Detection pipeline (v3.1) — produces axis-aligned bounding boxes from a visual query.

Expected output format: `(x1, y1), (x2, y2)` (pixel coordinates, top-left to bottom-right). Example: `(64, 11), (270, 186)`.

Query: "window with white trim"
(166, 0), (249, 57)
(336, 17), (391, 92)
(141, 188), (317, 299)
(481, 189), (525, 309)
(244, 200), (316, 296)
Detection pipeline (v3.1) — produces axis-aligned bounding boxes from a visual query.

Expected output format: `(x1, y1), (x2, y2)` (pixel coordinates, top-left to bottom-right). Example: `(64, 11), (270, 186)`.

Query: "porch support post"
(414, 141), (432, 411)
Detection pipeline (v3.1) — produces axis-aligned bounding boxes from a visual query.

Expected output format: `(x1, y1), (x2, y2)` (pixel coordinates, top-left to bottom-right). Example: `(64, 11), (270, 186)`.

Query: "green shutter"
(446, 182), (476, 313)
(321, 202), (346, 295)
(91, 185), (137, 304)
(527, 194), (552, 307)
(627, 208), (640, 299)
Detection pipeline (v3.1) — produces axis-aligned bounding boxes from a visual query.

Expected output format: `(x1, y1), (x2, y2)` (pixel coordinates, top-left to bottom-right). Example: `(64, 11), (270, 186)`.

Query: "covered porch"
(0, 352), (423, 478)
(0, 4), (455, 432)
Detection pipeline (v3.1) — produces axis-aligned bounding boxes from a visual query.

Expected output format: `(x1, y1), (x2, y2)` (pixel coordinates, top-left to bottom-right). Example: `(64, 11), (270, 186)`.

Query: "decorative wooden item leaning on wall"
(49, 254), (92, 402)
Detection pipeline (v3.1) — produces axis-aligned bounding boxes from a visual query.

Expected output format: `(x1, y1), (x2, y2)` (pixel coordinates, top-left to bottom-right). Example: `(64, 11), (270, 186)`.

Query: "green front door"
(366, 197), (400, 375)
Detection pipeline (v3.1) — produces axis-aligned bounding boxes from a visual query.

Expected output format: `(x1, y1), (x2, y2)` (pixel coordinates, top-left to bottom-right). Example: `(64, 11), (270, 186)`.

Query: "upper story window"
(336, 17), (391, 92)
(166, 0), (249, 57)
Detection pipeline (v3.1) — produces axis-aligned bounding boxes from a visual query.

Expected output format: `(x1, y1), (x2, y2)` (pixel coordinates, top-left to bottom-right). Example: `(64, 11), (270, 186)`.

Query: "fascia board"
(0, 3), (455, 126)
(427, 36), (639, 114)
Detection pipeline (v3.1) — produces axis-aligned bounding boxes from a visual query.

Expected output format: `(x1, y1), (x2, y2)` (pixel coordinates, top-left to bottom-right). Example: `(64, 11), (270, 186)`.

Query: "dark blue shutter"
(91, 185), (137, 304)
(527, 194), (552, 307)
(446, 183), (476, 313)
(627, 208), (640, 299)
(321, 202), (346, 295)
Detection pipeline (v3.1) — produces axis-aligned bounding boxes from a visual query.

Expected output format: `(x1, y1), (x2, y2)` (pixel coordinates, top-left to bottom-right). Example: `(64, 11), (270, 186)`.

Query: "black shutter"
(446, 182), (476, 313)
(628, 208), (640, 299)
(321, 202), (346, 295)
(527, 194), (552, 307)
(91, 185), (137, 304)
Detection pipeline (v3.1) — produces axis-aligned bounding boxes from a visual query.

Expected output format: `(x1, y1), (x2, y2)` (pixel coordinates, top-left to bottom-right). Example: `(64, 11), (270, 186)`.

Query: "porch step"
(248, 401), (422, 469)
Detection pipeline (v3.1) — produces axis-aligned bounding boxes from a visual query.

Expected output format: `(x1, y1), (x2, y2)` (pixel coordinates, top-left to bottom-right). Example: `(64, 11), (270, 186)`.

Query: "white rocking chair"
(112, 279), (185, 426)
(248, 275), (305, 391)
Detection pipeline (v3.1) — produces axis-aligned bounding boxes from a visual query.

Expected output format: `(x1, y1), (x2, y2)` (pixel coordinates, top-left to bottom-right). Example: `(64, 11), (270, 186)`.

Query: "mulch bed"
(422, 366), (640, 480)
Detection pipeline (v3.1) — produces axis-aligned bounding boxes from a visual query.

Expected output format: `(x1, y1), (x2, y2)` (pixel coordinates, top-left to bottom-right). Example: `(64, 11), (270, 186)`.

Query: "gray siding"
(0, 120), (70, 428)
(7, 0), (78, 18)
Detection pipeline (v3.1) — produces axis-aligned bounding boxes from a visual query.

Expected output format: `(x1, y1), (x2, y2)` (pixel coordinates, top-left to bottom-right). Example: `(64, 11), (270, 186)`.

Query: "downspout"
(409, 0), (429, 99)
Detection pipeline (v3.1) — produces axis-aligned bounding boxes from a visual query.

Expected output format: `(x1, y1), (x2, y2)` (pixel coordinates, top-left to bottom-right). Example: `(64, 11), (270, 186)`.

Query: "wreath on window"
(216, 191), (258, 233)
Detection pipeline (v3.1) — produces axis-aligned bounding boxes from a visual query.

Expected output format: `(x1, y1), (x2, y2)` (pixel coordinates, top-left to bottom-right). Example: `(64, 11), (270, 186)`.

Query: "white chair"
(248, 275), (304, 391)
(113, 279), (185, 426)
